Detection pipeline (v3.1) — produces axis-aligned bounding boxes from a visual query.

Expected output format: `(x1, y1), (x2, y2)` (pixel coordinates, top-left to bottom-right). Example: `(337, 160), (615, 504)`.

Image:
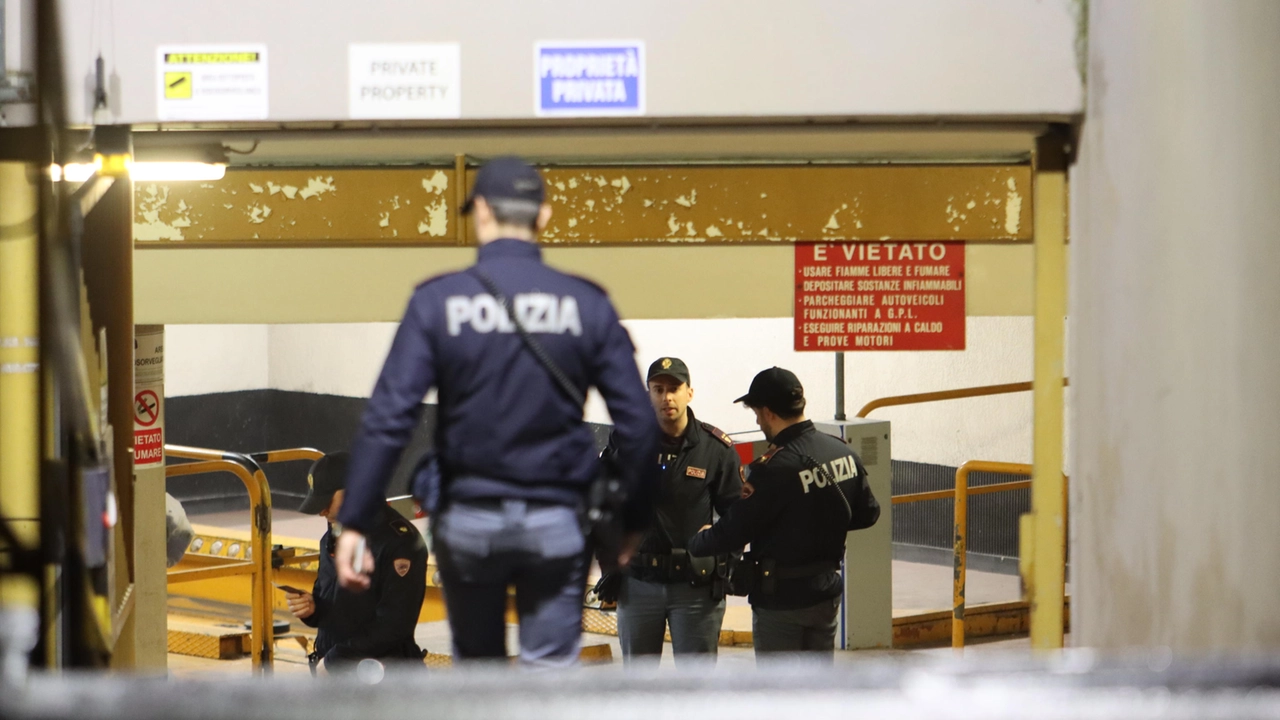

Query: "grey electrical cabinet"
(815, 418), (893, 650)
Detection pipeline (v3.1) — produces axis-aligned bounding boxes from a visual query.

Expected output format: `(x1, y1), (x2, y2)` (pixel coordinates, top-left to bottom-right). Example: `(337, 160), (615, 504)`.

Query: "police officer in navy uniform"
(687, 368), (879, 660)
(333, 156), (659, 668)
(284, 452), (428, 673)
(604, 357), (741, 664)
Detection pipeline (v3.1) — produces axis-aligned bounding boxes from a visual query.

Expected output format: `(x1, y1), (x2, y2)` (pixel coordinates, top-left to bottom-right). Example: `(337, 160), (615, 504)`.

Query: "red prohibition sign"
(135, 389), (160, 427)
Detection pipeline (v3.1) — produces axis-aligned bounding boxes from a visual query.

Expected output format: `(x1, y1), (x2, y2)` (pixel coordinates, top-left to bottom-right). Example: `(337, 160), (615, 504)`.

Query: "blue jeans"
(433, 499), (588, 669)
(751, 597), (841, 661)
(616, 575), (726, 664)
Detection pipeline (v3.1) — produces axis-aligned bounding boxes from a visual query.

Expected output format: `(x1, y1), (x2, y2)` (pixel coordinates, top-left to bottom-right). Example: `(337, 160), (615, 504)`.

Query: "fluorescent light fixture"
(55, 162), (100, 183)
(51, 161), (227, 182)
(129, 162), (227, 182)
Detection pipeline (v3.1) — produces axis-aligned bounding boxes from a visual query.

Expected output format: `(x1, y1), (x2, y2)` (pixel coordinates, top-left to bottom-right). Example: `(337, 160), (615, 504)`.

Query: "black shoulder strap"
(798, 452), (853, 525)
(470, 268), (587, 408)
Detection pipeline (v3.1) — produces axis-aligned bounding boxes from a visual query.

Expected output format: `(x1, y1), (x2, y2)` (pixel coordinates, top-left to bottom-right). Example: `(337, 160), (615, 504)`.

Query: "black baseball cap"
(297, 451), (350, 515)
(461, 156), (546, 215)
(647, 357), (691, 386)
(734, 367), (805, 415)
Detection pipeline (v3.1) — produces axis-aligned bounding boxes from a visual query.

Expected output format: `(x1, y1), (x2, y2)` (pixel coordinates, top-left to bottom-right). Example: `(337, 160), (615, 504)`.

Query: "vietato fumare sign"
(795, 242), (965, 351)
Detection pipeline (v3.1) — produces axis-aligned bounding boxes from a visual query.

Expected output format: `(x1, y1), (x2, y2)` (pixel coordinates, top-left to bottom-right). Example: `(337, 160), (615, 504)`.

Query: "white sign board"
(349, 43), (461, 119)
(133, 326), (164, 468)
(156, 44), (268, 121)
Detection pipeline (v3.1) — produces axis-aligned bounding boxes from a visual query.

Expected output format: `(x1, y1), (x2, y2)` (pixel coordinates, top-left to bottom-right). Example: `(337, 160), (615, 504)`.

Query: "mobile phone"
(353, 537), (367, 574)
(274, 583), (307, 595)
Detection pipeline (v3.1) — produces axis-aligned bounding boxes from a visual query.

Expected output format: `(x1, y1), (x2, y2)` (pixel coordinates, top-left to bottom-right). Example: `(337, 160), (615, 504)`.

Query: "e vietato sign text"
(795, 242), (966, 351)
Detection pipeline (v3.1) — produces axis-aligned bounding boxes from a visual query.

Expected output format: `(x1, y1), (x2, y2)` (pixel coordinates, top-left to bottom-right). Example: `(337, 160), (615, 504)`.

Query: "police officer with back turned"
(604, 357), (741, 664)
(688, 367), (879, 659)
(333, 156), (659, 668)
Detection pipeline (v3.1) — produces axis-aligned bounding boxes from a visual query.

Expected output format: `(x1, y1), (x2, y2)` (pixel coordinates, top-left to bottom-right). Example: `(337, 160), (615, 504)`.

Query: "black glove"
(591, 572), (622, 605)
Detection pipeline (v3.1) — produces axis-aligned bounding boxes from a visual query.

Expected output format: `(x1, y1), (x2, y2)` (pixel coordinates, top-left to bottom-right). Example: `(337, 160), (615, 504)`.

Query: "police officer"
(333, 156), (659, 668)
(605, 357), (741, 664)
(285, 452), (427, 673)
(687, 367), (879, 659)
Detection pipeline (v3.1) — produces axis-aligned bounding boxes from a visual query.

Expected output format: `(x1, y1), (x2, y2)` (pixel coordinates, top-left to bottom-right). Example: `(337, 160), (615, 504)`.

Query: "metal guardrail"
(248, 448), (326, 566)
(861, 380), (1072, 650)
(893, 460), (1068, 652)
(855, 378), (1069, 419)
(163, 445), (274, 674)
(247, 447), (324, 467)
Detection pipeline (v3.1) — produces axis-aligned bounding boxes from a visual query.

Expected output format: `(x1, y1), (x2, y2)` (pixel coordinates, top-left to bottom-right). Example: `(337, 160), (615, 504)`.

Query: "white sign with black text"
(349, 43), (461, 119)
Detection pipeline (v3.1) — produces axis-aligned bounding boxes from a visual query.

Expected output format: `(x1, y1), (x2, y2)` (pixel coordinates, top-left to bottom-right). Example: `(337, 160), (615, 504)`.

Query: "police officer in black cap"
(687, 368), (879, 660)
(285, 452), (428, 673)
(333, 156), (659, 668)
(602, 357), (741, 664)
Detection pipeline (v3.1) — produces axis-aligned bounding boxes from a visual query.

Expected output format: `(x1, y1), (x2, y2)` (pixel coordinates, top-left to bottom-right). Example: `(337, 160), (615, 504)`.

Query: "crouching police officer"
(603, 357), (741, 664)
(687, 368), (879, 660)
(285, 452), (428, 674)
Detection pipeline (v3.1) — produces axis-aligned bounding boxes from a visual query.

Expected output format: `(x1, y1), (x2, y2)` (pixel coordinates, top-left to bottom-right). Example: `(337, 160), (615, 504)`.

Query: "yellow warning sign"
(164, 52), (260, 64)
(164, 72), (192, 99)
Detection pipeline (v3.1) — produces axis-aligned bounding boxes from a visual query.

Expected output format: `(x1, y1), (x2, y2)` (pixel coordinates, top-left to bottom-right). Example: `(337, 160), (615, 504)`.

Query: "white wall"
(1072, 1), (1280, 649)
(165, 316), (1033, 467)
(58, 0), (1083, 124)
(163, 324), (268, 396)
(268, 323), (397, 397)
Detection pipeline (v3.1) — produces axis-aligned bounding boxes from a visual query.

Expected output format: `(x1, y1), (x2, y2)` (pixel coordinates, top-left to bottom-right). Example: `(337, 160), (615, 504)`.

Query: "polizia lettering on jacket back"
(797, 455), (861, 494)
(445, 292), (583, 336)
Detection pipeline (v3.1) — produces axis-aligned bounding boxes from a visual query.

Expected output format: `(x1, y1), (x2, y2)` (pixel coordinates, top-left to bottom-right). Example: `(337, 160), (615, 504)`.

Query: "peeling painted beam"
(136, 164), (1030, 247)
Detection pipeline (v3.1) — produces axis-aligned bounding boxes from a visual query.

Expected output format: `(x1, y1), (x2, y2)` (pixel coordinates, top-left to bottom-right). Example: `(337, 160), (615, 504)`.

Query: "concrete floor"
(171, 508), (1043, 678)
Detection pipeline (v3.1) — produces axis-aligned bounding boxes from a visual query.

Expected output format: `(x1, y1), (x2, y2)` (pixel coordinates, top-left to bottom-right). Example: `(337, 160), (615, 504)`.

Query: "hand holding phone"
(335, 529), (373, 592)
(281, 586), (315, 620)
(353, 537), (367, 574)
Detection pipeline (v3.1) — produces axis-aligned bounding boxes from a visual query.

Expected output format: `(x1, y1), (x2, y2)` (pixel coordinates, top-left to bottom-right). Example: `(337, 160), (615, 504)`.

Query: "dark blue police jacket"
(338, 239), (659, 534)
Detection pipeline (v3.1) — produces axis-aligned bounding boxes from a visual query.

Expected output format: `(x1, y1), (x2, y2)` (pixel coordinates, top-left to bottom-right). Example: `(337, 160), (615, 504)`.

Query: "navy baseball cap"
(461, 156), (546, 215)
(735, 367), (805, 415)
(298, 451), (349, 515)
(647, 357), (691, 386)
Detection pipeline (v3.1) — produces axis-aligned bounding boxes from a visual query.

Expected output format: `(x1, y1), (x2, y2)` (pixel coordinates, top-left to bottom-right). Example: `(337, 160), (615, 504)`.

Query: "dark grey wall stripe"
(165, 390), (611, 516)
(167, 391), (1038, 575)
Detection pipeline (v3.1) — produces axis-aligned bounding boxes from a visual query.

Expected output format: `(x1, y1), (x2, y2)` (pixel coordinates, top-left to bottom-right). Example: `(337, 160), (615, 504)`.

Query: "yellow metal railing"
(860, 379), (1072, 650)
(248, 448), (325, 567)
(247, 447), (325, 466)
(856, 379), (1069, 419)
(892, 460), (1067, 651)
(164, 445), (274, 673)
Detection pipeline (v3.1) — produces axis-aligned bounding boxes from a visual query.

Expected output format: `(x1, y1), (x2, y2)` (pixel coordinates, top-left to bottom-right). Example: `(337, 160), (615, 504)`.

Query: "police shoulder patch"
(700, 421), (734, 447)
(393, 558), (412, 577)
(756, 446), (781, 464)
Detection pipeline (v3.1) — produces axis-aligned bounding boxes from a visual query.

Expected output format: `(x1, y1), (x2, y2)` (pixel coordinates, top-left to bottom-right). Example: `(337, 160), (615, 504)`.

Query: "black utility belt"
(727, 555), (841, 597)
(632, 549), (718, 585)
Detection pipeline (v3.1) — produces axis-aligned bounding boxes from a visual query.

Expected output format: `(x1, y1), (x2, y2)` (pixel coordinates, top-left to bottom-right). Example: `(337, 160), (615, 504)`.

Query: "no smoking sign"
(135, 389), (160, 427)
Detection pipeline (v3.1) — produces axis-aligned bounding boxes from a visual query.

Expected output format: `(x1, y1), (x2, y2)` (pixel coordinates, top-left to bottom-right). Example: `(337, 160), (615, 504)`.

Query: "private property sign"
(795, 242), (965, 351)
(535, 41), (644, 116)
(348, 43), (461, 119)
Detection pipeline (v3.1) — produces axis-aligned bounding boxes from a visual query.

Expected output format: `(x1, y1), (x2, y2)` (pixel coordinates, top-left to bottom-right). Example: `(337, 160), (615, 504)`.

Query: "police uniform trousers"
(617, 576), (725, 663)
(751, 597), (841, 661)
(432, 498), (587, 668)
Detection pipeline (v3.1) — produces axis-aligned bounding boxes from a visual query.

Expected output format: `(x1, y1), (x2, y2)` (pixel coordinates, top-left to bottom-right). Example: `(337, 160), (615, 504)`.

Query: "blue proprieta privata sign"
(535, 41), (644, 116)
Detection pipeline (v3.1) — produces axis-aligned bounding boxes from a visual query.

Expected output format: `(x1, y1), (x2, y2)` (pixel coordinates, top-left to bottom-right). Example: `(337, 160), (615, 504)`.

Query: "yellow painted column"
(0, 161), (42, 674)
(1029, 132), (1068, 649)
